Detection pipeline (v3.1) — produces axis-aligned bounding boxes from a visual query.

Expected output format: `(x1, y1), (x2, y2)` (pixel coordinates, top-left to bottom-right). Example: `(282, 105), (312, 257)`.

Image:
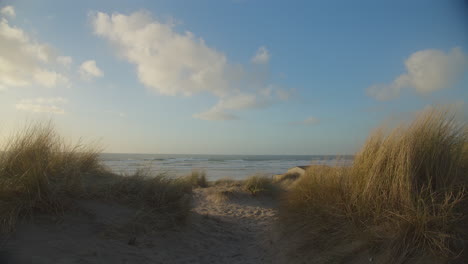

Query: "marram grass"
(279, 108), (467, 264)
(0, 123), (192, 232)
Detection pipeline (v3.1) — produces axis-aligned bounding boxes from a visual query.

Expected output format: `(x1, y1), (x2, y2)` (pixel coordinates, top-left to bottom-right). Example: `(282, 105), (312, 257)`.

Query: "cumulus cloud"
(15, 97), (68, 114)
(33, 69), (69, 88)
(193, 93), (272, 120)
(0, 6), (15, 18)
(368, 47), (468, 100)
(0, 10), (70, 90)
(91, 11), (288, 120)
(79, 60), (103, 80)
(57, 56), (72, 67)
(251, 46), (270, 64)
(91, 11), (229, 96)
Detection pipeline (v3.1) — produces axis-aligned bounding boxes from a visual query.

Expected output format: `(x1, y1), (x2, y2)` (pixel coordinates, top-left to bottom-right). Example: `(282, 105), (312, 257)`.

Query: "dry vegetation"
(243, 174), (279, 196)
(272, 172), (301, 189)
(206, 175), (281, 203)
(213, 177), (238, 187)
(2, 108), (466, 264)
(0, 123), (192, 233)
(185, 169), (208, 188)
(98, 170), (192, 229)
(279, 109), (468, 264)
(207, 186), (240, 203)
(204, 178), (242, 203)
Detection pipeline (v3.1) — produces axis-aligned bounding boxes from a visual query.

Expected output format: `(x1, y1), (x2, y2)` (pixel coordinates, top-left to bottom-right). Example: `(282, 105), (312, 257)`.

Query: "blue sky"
(0, 0), (467, 154)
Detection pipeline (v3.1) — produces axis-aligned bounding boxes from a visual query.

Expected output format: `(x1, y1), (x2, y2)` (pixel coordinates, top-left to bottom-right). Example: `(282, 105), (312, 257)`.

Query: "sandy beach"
(2, 184), (280, 264)
(1, 108), (467, 264)
(1, 1), (466, 263)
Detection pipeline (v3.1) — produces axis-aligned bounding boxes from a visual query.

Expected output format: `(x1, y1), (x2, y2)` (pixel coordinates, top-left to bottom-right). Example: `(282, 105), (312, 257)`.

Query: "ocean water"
(100, 153), (353, 180)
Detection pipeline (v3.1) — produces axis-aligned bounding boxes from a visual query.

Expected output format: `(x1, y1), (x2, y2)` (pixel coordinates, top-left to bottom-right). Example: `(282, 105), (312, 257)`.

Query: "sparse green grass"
(0, 123), (192, 233)
(279, 108), (468, 263)
(243, 174), (278, 196)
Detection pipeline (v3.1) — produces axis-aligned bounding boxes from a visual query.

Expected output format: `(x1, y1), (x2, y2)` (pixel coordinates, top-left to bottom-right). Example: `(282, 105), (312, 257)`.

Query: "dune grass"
(0, 123), (192, 233)
(243, 174), (278, 196)
(103, 169), (191, 214)
(272, 172), (303, 190)
(279, 108), (468, 263)
(207, 186), (240, 203)
(0, 123), (104, 232)
(272, 172), (301, 184)
(213, 177), (238, 187)
(184, 169), (208, 188)
(97, 169), (192, 232)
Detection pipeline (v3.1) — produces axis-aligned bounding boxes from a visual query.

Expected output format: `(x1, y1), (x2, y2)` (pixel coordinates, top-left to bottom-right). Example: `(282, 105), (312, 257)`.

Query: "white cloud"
(79, 60), (103, 80)
(15, 97), (68, 114)
(251, 46), (270, 64)
(91, 11), (229, 96)
(91, 11), (288, 120)
(57, 56), (72, 67)
(0, 14), (70, 90)
(33, 69), (69, 88)
(1, 6), (15, 18)
(368, 47), (468, 100)
(193, 93), (271, 120)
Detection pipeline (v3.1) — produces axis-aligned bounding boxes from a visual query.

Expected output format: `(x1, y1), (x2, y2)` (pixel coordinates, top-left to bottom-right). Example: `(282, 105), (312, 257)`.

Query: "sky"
(0, 0), (467, 155)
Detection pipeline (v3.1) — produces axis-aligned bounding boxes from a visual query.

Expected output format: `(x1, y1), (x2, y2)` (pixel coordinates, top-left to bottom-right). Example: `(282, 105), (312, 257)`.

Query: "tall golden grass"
(104, 169), (192, 223)
(244, 174), (278, 196)
(184, 169), (208, 188)
(0, 123), (103, 232)
(0, 123), (192, 233)
(279, 109), (467, 263)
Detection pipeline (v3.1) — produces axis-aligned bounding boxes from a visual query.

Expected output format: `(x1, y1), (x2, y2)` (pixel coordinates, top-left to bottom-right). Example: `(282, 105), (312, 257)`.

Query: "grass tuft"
(0, 123), (192, 233)
(0, 123), (103, 232)
(207, 187), (240, 203)
(184, 169), (208, 188)
(102, 169), (192, 229)
(213, 177), (238, 187)
(279, 108), (468, 263)
(243, 174), (278, 196)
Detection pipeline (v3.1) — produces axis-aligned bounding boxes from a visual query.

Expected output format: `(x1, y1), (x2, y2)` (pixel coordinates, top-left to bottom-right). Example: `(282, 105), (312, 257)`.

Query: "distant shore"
(100, 153), (354, 180)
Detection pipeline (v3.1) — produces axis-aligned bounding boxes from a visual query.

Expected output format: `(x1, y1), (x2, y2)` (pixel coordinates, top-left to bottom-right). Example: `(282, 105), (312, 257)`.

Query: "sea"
(100, 153), (354, 181)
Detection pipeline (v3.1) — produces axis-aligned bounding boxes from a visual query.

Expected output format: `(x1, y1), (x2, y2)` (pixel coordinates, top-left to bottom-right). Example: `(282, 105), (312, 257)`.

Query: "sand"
(1, 185), (280, 264)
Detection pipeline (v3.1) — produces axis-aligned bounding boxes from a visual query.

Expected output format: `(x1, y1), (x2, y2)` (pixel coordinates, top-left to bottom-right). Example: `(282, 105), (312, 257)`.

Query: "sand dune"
(2, 185), (279, 264)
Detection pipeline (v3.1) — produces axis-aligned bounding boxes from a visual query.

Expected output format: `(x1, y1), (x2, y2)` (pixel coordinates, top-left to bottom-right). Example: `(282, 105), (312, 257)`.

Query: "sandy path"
(1, 186), (279, 264)
(187, 188), (278, 263)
